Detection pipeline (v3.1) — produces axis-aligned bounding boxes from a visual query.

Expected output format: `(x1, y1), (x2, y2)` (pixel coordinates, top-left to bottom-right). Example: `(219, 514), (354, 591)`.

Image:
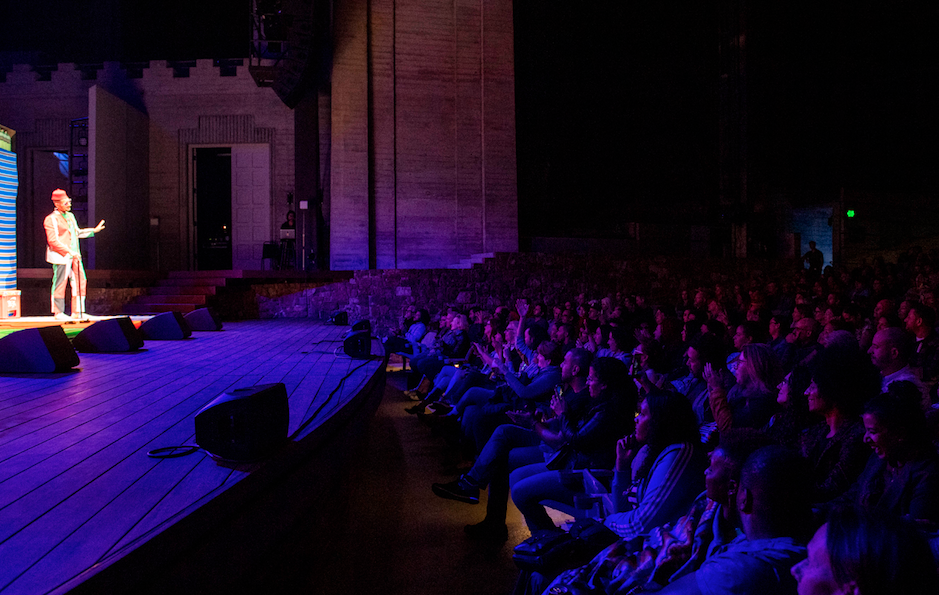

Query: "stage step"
(168, 270), (245, 279)
(124, 303), (197, 314)
(156, 277), (229, 287)
(446, 252), (497, 269)
(135, 294), (208, 305)
(124, 271), (231, 316)
(150, 285), (217, 296)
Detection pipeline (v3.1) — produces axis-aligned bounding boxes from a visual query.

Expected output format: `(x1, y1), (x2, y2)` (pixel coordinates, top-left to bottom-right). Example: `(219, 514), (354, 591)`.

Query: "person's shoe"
(54, 312), (72, 321)
(464, 519), (509, 542)
(426, 402), (452, 416)
(404, 390), (426, 401)
(431, 475), (479, 504)
(405, 402), (427, 414)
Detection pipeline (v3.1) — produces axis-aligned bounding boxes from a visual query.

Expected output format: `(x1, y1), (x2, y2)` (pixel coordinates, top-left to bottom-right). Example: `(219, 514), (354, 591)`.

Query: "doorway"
(193, 147), (232, 270)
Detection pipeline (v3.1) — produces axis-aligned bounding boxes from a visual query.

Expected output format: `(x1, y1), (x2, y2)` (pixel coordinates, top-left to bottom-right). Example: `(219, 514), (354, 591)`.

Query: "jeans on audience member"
(462, 403), (511, 455)
(465, 424), (544, 524)
(455, 386), (495, 415)
(510, 464), (572, 532)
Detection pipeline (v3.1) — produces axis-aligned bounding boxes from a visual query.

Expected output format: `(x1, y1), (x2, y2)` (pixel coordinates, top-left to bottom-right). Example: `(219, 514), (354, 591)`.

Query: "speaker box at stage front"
(343, 330), (371, 359)
(72, 317), (144, 352)
(350, 319), (371, 333)
(184, 307), (223, 331)
(0, 326), (80, 373)
(195, 383), (289, 463)
(140, 311), (192, 340)
(329, 311), (348, 326)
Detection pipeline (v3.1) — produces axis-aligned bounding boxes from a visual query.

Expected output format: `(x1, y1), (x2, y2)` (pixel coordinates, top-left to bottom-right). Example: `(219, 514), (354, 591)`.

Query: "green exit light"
(847, 210), (855, 218)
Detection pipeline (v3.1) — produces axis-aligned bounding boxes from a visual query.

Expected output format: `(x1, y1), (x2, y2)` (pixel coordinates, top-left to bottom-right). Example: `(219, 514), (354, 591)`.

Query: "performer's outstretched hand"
(94, 220), (106, 233)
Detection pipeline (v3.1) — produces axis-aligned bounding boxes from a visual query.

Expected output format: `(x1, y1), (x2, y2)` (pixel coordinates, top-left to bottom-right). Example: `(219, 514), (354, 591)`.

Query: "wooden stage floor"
(0, 320), (384, 594)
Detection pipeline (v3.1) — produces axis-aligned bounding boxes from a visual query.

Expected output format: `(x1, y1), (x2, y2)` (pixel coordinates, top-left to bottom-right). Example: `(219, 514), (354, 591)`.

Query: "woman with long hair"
(602, 389), (706, 540)
(706, 343), (782, 432)
(764, 363), (813, 450)
(800, 347), (881, 503)
(840, 381), (939, 523)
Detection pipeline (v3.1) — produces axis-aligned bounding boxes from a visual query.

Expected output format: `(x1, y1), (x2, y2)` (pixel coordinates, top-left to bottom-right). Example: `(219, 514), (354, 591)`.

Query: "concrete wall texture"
(328, 0), (519, 270)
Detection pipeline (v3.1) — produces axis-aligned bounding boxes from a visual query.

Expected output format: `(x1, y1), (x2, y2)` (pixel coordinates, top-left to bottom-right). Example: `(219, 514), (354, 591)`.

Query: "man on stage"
(43, 189), (105, 320)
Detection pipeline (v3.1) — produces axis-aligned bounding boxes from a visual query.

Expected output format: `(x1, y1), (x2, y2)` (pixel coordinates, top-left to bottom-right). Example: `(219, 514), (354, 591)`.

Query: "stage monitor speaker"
(184, 307), (223, 331)
(0, 326), (80, 373)
(350, 319), (371, 333)
(343, 330), (371, 359)
(72, 317), (144, 352)
(329, 311), (348, 325)
(140, 311), (192, 340)
(195, 383), (289, 463)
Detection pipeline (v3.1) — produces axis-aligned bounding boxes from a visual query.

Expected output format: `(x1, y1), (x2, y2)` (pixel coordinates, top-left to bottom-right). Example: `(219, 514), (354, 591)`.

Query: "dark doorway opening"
(194, 147), (232, 270)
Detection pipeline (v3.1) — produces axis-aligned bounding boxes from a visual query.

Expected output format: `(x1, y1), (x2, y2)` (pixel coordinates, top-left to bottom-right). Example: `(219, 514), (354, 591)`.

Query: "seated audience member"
(447, 319), (547, 419)
(706, 343), (781, 432)
(769, 314), (796, 372)
(409, 313), (471, 385)
(467, 306), (487, 344)
(460, 340), (562, 454)
(906, 301), (939, 395)
(727, 321), (764, 376)
(765, 364), (814, 450)
(605, 326), (633, 365)
(431, 350), (612, 541)
(836, 381), (939, 524)
(867, 326), (923, 394)
(800, 347), (881, 504)
(792, 303), (814, 324)
(528, 303), (549, 330)
(553, 322), (576, 355)
(507, 357), (635, 533)
(383, 307), (430, 354)
(541, 429), (775, 595)
(593, 324), (613, 357)
(408, 316), (508, 414)
(657, 446), (812, 594)
(788, 316), (823, 368)
(792, 506), (938, 595)
(603, 390), (706, 541)
(575, 318), (600, 353)
(670, 333), (731, 427)
(630, 337), (670, 394)
(655, 315), (686, 372)
(819, 328), (858, 352)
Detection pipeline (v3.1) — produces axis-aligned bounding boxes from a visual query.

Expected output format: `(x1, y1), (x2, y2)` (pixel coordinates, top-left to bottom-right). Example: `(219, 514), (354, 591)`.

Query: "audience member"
(658, 446), (812, 594)
(604, 390), (706, 541)
(800, 348), (881, 504)
(792, 506), (939, 595)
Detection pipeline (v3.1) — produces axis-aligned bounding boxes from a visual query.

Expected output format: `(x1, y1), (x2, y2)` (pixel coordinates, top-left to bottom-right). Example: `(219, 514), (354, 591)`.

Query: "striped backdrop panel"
(0, 148), (18, 291)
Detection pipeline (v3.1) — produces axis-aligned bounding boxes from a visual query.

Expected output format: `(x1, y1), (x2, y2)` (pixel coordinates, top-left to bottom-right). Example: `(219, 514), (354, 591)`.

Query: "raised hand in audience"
(516, 298), (529, 318)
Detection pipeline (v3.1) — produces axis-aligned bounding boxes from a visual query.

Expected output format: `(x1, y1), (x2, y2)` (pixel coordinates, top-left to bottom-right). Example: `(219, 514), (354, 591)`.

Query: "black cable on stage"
(289, 354), (381, 440)
(147, 445), (201, 458)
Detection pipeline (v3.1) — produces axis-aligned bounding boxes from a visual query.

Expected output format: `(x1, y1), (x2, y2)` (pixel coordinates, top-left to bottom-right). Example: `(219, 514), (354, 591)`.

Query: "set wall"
(0, 61), (295, 271)
(329, 0), (519, 270)
(89, 85), (150, 270)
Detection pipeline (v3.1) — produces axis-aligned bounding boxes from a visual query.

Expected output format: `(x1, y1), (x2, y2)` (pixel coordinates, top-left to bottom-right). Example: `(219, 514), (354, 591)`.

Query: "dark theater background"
(4, 0), (935, 248)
